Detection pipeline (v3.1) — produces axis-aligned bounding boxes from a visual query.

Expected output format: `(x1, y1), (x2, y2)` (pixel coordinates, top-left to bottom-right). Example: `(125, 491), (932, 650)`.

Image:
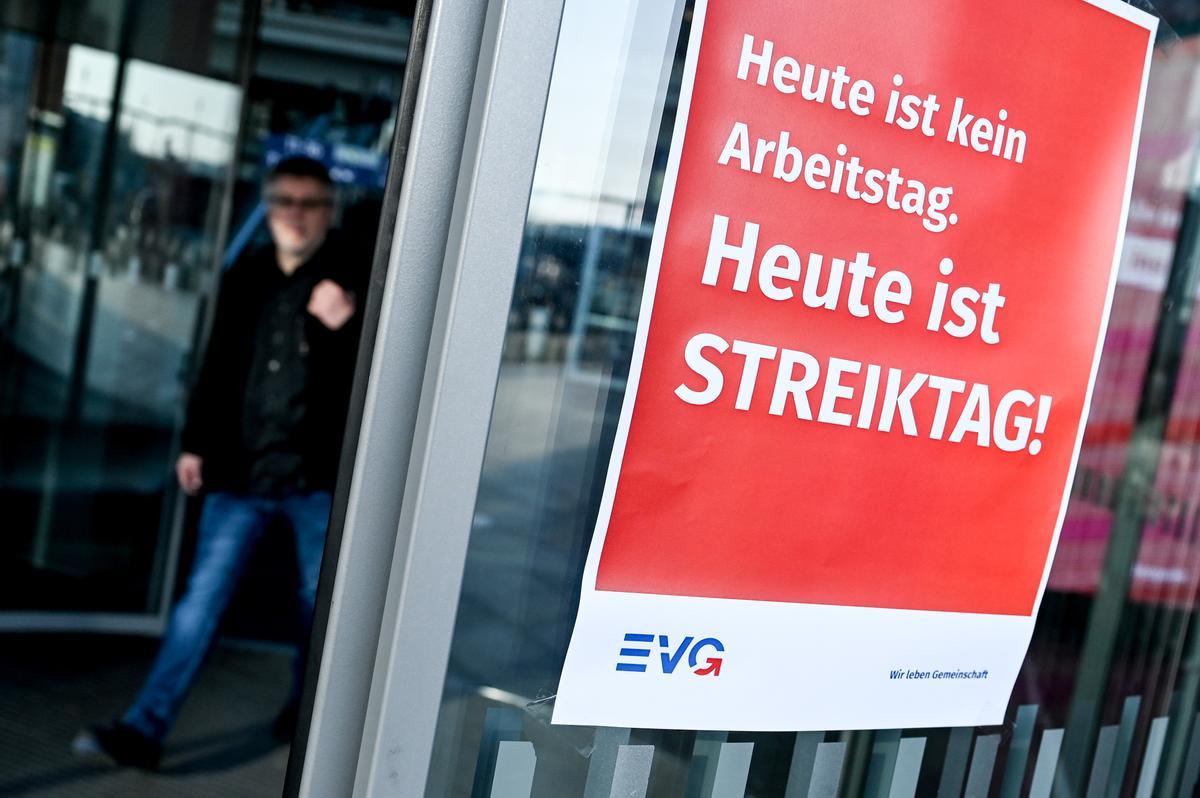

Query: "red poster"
(556, 0), (1156, 731)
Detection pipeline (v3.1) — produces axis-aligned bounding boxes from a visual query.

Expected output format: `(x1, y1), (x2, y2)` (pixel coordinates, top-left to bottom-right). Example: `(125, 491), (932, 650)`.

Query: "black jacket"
(181, 235), (365, 494)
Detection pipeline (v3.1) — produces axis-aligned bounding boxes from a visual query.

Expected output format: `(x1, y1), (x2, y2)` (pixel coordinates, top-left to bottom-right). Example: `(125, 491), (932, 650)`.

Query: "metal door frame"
(291, 0), (566, 794)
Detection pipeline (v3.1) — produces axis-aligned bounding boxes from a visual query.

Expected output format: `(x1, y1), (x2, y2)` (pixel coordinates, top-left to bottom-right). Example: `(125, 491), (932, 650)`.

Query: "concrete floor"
(0, 634), (293, 797)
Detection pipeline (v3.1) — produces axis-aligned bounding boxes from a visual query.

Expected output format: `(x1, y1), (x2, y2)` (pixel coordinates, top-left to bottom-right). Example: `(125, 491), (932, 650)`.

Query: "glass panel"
(213, 0), (409, 644)
(0, 0), (407, 622)
(0, 0), (412, 793)
(0, 39), (130, 610)
(0, 4), (244, 612)
(425, 2), (1200, 796)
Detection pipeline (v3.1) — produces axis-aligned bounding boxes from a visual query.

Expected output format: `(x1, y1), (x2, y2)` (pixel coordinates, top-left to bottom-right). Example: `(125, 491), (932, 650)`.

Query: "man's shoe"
(272, 702), (299, 743)
(72, 722), (162, 770)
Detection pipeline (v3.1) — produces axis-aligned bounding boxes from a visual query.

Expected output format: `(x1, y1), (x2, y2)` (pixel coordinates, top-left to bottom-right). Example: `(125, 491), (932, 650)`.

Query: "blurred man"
(77, 157), (364, 769)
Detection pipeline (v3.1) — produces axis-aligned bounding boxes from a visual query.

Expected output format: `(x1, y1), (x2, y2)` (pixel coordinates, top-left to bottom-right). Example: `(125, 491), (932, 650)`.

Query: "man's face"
(264, 175), (334, 261)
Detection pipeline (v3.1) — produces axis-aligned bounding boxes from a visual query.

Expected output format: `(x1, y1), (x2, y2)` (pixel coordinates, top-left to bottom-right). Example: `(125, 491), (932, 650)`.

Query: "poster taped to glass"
(554, 0), (1158, 731)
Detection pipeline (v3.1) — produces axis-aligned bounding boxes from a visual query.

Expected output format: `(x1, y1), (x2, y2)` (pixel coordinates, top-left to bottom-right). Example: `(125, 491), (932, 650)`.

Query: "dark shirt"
(242, 260), (318, 493)
(181, 234), (365, 495)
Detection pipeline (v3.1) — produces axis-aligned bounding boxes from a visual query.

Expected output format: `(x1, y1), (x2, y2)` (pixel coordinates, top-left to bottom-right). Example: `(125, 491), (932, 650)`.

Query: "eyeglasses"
(265, 194), (333, 211)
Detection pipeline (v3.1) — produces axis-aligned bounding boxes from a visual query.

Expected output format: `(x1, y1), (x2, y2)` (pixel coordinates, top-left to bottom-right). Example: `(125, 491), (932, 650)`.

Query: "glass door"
(0, 1), (246, 625)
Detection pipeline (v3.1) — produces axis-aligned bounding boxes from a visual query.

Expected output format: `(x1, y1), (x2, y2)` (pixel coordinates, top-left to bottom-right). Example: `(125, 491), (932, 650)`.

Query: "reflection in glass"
(0, 7), (249, 618)
(425, 2), (1200, 796)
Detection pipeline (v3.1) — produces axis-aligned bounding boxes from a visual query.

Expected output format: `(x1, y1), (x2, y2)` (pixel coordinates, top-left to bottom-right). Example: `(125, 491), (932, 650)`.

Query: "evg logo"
(615, 633), (725, 676)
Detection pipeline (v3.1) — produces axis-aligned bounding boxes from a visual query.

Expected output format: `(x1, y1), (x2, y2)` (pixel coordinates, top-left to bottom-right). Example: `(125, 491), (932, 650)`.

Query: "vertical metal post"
(346, 0), (566, 794)
(29, 0), (138, 571)
(839, 730), (876, 798)
(290, 0), (495, 794)
(1056, 169), (1200, 795)
(64, 0), (138, 419)
(1157, 607), (1200, 794)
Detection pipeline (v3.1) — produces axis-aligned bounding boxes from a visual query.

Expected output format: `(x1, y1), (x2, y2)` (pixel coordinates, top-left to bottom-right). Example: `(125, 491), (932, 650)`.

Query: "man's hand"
(176, 453), (204, 496)
(308, 279), (356, 331)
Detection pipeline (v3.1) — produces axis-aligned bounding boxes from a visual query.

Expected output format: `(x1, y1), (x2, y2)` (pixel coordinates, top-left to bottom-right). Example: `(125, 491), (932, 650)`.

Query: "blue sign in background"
(264, 134), (388, 190)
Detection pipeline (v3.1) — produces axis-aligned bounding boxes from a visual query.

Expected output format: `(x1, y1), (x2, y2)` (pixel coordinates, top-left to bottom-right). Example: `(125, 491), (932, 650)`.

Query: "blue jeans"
(122, 490), (331, 741)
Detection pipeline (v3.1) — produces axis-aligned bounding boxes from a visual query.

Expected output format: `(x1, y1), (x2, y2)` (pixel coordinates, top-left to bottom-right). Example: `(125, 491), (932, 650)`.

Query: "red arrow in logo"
(695, 658), (723, 676)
